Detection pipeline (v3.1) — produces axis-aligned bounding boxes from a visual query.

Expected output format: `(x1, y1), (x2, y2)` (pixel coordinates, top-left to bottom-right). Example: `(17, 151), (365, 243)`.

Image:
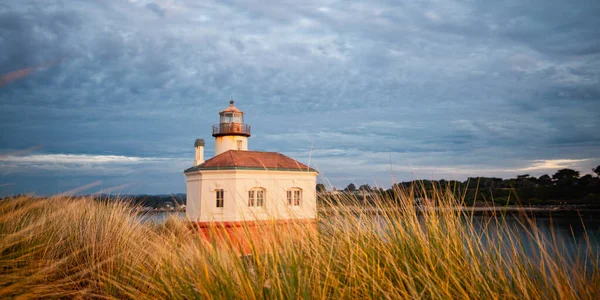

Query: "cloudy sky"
(1, 0), (599, 196)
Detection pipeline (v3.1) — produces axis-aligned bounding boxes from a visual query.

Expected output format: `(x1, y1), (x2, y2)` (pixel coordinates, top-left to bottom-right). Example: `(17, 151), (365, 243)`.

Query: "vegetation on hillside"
(334, 166), (600, 206)
(1, 186), (599, 299)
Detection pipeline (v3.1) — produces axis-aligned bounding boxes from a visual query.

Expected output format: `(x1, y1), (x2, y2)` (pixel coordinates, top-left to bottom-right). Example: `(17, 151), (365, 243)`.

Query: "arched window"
(287, 188), (302, 206)
(248, 188), (266, 207)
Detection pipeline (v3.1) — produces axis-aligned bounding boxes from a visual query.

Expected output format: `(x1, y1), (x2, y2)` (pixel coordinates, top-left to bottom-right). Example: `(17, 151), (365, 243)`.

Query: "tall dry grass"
(0, 185), (598, 299)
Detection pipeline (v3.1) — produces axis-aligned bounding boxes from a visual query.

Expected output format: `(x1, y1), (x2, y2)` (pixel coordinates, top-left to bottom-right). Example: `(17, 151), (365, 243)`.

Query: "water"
(469, 214), (600, 261)
(138, 211), (186, 223)
(143, 211), (600, 256)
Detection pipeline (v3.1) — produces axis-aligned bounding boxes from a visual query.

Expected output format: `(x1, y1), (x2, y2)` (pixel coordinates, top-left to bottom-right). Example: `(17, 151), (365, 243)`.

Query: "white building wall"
(185, 173), (201, 220)
(214, 136), (248, 156)
(197, 170), (238, 222)
(185, 169), (318, 223)
(235, 170), (317, 221)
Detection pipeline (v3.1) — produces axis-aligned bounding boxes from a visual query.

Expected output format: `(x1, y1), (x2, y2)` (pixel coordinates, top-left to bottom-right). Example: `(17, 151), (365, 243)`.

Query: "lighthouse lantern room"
(212, 100), (250, 156)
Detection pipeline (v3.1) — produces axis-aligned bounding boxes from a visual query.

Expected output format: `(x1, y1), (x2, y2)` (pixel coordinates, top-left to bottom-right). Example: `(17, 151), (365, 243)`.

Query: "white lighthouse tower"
(212, 100), (250, 156)
(184, 100), (318, 225)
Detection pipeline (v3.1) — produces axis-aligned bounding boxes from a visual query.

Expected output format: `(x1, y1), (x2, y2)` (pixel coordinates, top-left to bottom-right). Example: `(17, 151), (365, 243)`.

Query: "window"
(248, 190), (254, 206)
(257, 190), (265, 206)
(248, 188), (265, 207)
(216, 189), (224, 208)
(236, 140), (243, 150)
(287, 188), (302, 206)
(221, 114), (232, 123)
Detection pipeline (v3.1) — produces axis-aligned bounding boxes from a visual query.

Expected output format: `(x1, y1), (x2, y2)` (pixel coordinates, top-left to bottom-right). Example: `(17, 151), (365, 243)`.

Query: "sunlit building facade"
(184, 101), (318, 225)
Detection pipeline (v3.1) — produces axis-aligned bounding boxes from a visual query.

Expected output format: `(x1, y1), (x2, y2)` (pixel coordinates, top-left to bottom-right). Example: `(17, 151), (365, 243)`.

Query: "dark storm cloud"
(145, 3), (166, 17)
(0, 0), (599, 195)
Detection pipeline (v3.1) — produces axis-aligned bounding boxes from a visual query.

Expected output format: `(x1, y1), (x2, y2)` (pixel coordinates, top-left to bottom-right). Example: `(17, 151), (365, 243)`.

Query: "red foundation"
(187, 219), (318, 254)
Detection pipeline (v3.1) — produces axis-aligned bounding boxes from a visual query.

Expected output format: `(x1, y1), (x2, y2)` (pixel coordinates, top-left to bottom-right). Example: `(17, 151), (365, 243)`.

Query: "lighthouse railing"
(212, 123), (251, 136)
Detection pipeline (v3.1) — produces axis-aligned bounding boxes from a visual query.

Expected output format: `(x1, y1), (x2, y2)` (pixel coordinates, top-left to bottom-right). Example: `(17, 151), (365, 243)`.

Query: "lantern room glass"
(220, 112), (243, 124)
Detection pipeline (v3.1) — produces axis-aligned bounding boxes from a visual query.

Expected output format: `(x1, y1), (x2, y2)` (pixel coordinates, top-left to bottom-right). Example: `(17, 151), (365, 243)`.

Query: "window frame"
(216, 189), (224, 208)
(248, 190), (255, 207)
(248, 188), (266, 208)
(232, 113), (242, 123)
(287, 188), (302, 207)
(221, 113), (233, 123)
(256, 189), (265, 207)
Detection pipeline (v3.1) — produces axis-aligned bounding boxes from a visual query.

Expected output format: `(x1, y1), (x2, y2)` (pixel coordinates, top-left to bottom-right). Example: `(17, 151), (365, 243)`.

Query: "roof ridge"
(184, 150), (317, 173)
(239, 150), (279, 154)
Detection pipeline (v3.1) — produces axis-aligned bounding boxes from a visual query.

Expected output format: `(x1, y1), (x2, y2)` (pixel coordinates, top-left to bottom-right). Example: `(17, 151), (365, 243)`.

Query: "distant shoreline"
(319, 205), (600, 217)
(141, 205), (600, 217)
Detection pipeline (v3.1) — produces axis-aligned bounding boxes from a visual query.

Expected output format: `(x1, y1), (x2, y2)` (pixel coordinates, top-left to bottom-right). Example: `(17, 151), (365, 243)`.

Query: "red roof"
(221, 101), (243, 113)
(185, 150), (317, 172)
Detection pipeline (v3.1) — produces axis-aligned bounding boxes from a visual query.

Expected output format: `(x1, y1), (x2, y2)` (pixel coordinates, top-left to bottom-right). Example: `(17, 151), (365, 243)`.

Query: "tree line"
(319, 166), (600, 206)
(93, 194), (187, 210)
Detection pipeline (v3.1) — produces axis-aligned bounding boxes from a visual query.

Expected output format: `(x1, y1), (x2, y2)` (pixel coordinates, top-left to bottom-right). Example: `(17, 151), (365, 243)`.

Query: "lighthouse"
(212, 100), (250, 155)
(184, 100), (318, 226)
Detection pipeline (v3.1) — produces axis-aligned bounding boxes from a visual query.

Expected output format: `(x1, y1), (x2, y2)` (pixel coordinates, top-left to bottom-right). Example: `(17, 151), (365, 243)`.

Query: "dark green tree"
(594, 165), (600, 177)
(537, 174), (553, 186)
(316, 183), (326, 192)
(358, 184), (372, 192)
(577, 174), (598, 186)
(552, 168), (580, 186)
(516, 174), (536, 188)
(439, 179), (447, 187)
(344, 183), (356, 192)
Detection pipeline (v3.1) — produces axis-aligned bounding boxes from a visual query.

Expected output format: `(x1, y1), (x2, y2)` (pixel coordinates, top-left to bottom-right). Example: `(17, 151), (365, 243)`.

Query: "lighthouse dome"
(221, 100), (242, 113)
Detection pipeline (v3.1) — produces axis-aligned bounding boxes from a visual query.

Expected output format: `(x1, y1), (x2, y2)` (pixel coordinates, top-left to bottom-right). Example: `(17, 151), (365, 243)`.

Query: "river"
(141, 210), (600, 257)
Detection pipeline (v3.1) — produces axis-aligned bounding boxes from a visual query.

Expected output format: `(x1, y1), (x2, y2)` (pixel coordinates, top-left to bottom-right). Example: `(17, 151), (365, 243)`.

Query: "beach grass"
(1, 185), (598, 299)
